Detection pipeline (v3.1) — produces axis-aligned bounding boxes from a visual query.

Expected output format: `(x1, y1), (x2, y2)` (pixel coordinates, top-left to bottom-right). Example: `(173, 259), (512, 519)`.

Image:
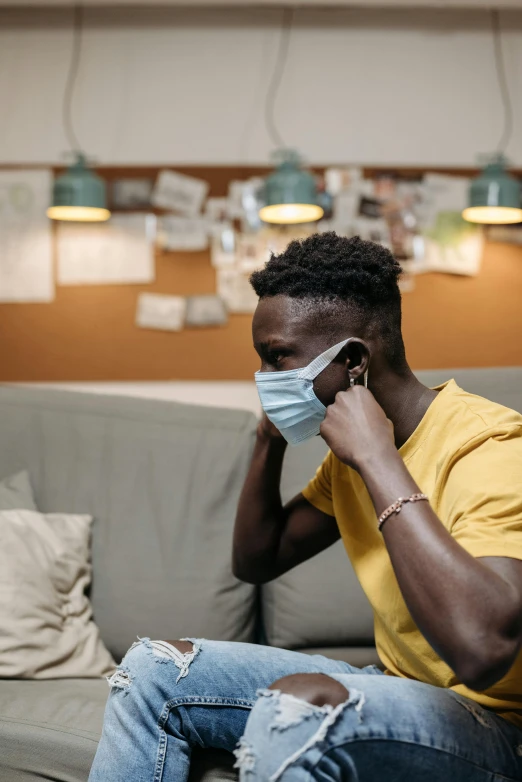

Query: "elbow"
(231, 553), (274, 585)
(456, 638), (520, 692)
(454, 603), (522, 691)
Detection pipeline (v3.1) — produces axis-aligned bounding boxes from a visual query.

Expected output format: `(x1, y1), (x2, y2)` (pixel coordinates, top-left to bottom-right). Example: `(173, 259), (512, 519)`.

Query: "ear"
(342, 339), (370, 386)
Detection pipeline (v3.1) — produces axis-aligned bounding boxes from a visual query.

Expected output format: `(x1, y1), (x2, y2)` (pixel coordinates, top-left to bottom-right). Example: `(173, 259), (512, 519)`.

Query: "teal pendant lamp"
(463, 11), (521, 226)
(47, 153), (110, 222)
(258, 10), (323, 225)
(259, 149), (324, 225)
(48, 5), (110, 223)
(462, 156), (522, 225)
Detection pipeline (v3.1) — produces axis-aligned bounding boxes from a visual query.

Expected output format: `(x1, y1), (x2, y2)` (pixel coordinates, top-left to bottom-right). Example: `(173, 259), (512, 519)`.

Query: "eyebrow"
(255, 339), (295, 353)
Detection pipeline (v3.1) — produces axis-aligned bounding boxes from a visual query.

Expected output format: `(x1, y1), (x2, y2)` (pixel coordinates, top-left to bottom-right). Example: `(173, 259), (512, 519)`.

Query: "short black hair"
(250, 232), (407, 370)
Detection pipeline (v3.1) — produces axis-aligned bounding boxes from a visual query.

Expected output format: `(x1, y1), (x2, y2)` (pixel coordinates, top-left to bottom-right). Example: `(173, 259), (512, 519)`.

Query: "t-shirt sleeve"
(443, 431), (522, 560)
(301, 450), (335, 517)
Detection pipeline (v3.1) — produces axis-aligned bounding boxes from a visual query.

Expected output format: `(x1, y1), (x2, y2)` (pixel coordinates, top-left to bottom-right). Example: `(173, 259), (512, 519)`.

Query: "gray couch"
(1, 368), (521, 782)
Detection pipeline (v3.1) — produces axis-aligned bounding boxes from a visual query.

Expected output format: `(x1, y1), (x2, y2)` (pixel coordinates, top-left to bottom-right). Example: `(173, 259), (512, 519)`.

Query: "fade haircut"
(250, 232), (407, 371)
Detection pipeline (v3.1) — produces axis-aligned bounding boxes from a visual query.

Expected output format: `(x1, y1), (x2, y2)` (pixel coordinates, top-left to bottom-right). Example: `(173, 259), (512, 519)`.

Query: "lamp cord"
(491, 10), (513, 155)
(264, 8), (294, 149)
(63, 4), (84, 154)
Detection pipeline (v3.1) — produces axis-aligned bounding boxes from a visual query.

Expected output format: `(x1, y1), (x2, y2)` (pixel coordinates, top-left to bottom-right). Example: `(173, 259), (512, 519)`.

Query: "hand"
(257, 413), (286, 443)
(319, 386), (395, 471)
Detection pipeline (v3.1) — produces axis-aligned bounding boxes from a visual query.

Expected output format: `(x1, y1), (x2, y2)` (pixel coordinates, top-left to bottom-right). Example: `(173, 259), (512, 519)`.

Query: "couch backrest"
(2, 368), (520, 659)
(0, 387), (258, 661)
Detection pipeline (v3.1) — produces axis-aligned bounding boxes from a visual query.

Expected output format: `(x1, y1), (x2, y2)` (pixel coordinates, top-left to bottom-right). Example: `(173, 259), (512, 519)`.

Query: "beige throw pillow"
(0, 509), (115, 678)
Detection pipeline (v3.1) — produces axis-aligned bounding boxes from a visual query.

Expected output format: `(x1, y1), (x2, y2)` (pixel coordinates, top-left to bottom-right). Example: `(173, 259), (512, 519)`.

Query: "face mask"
(255, 338), (367, 447)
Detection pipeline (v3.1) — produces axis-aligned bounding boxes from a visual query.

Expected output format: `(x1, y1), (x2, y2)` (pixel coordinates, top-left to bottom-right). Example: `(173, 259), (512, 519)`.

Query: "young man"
(89, 233), (522, 782)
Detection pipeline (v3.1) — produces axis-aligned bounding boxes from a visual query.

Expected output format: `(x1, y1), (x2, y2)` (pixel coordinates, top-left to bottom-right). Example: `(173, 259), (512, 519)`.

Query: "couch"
(1, 367), (521, 782)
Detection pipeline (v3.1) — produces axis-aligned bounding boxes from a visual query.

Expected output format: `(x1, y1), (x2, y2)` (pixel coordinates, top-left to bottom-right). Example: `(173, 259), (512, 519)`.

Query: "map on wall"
(0, 169), (54, 302)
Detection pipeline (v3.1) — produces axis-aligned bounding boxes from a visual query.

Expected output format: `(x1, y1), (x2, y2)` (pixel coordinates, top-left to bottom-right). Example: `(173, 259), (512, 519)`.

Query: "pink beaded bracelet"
(378, 493), (429, 531)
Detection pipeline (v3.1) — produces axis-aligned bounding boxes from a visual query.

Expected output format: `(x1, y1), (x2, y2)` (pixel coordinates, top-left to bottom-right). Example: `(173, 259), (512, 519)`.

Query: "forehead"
(252, 295), (350, 351)
(252, 295), (308, 343)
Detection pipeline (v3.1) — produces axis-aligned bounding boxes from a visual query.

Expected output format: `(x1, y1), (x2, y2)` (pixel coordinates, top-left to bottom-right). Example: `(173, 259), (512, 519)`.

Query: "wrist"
(256, 426), (287, 450)
(353, 441), (399, 476)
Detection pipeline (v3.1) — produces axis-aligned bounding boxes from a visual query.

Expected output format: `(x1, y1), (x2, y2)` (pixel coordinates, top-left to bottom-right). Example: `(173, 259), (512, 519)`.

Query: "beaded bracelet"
(378, 493), (429, 532)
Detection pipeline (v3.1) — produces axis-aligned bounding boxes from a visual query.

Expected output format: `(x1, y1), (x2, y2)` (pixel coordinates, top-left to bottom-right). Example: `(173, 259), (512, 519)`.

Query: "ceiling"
(1, 0), (520, 8)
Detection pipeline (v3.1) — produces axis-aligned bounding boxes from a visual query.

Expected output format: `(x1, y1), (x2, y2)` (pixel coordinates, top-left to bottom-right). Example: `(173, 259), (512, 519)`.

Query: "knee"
(107, 638), (198, 695)
(269, 673), (349, 708)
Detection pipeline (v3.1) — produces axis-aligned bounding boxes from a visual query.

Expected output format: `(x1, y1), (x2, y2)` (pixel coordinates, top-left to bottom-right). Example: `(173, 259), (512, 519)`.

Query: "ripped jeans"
(88, 638), (522, 782)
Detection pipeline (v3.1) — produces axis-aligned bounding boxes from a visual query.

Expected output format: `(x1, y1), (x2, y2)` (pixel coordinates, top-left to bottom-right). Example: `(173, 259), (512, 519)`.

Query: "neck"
(369, 368), (438, 450)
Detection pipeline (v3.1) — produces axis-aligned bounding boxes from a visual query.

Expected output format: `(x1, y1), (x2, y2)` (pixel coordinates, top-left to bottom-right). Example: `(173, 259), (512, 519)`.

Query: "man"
(89, 233), (522, 782)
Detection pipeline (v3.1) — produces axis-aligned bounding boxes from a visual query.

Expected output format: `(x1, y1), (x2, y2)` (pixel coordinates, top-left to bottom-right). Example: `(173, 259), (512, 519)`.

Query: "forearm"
(358, 447), (521, 688)
(232, 431), (288, 581)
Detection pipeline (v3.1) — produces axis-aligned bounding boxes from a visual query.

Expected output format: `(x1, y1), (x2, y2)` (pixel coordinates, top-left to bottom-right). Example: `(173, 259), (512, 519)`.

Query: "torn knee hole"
(269, 673), (349, 708)
(258, 685), (366, 782)
(143, 637), (201, 683)
(163, 640), (193, 654)
(107, 667), (133, 692)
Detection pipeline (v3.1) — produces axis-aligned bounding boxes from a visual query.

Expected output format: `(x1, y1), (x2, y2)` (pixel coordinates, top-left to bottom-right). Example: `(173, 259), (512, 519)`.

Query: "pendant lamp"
(47, 153), (110, 222)
(463, 12), (521, 226)
(47, 5), (110, 223)
(259, 149), (324, 225)
(462, 156), (522, 225)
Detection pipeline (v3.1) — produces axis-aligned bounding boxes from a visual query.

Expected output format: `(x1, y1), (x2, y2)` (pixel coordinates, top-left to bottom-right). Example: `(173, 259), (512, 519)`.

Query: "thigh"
(160, 639), (376, 703)
(114, 639), (377, 755)
(240, 673), (522, 782)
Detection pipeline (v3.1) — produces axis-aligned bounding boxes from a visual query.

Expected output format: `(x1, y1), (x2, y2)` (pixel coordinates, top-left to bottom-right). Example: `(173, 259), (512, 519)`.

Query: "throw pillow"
(0, 509), (115, 678)
(0, 471), (37, 511)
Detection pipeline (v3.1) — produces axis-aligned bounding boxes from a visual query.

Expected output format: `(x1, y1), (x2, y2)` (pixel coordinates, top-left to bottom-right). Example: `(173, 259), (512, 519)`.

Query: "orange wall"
(401, 240), (522, 370)
(1, 166), (521, 381)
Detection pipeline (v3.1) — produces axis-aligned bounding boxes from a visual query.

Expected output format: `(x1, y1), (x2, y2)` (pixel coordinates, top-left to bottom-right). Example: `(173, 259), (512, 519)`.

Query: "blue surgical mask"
(255, 338), (367, 447)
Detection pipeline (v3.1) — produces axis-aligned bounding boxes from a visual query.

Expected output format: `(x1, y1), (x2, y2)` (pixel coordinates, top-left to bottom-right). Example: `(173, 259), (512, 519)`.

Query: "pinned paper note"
(57, 213), (156, 285)
(211, 226), (236, 268)
(236, 233), (269, 273)
(205, 197), (232, 224)
(325, 167), (362, 196)
(151, 170), (209, 216)
(0, 169), (54, 302)
(420, 174), (470, 230)
(136, 293), (186, 332)
(112, 178), (153, 209)
(423, 214), (484, 276)
(419, 175), (482, 276)
(217, 268), (259, 314)
(185, 295), (228, 327)
(158, 216), (209, 251)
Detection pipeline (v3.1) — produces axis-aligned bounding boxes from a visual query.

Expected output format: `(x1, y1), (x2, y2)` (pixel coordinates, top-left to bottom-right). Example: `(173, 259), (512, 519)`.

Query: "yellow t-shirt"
(302, 380), (522, 728)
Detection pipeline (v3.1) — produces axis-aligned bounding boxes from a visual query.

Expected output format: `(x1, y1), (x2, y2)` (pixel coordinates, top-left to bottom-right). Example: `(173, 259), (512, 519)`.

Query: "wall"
(0, 165), (521, 382)
(1, 7), (522, 166)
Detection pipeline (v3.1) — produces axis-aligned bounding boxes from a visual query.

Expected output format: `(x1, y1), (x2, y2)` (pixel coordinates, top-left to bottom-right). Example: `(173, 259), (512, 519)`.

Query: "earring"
(349, 377), (355, 388)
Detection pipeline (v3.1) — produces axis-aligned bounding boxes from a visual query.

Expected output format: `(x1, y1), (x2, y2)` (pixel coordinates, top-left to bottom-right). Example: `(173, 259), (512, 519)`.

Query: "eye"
(267, 350), (286, 367)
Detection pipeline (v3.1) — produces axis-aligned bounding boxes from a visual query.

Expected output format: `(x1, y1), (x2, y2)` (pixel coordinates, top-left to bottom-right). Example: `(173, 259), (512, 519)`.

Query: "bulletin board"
(1, 164), (522, 382)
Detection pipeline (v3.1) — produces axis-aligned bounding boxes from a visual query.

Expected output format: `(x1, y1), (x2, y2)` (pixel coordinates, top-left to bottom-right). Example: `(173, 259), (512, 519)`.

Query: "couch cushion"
(0, 679), (106, 782)
(414, 367), (522, 414)
(0, 387), (258, 661)
(0, 510), (114, 679)
(261, 540), (375, 649)
(0, 680), (237, 782)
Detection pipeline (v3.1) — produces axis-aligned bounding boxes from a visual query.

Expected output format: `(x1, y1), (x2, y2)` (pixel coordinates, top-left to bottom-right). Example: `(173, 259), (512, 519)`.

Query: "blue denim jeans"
(88, 638), (522, 782)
